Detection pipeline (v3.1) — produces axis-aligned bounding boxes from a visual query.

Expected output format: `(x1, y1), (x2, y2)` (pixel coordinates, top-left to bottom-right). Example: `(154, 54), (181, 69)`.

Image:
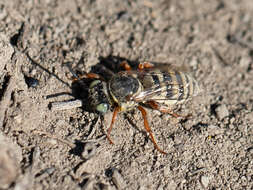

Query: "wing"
(132, 82), (186, 102)
(130, 69), (192, 103)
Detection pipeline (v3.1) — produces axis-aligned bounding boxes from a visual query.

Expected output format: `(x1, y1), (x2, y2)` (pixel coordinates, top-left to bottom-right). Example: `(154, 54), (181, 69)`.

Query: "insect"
(80, 61), (200, 154)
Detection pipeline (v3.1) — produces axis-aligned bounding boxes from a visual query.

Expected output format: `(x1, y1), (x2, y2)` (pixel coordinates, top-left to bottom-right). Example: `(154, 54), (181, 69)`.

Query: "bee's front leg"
(106, 106), (120, 145)
(71, 73), (105, 82)
(64, 63), (105, 81)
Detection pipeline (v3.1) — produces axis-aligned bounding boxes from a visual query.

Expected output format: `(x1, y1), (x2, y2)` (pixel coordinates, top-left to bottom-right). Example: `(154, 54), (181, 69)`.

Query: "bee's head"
(88, 80), (111, 114)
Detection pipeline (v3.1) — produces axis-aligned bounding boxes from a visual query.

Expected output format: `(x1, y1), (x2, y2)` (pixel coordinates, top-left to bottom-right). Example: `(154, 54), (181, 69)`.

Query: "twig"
(0, 76), (15, 127)
(86, 117), (100, 140)
(50, 99), (82, 111)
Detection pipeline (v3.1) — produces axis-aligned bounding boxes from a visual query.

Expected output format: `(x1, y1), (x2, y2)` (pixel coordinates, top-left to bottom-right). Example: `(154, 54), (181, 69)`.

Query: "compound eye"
(96, 103), (109, 114)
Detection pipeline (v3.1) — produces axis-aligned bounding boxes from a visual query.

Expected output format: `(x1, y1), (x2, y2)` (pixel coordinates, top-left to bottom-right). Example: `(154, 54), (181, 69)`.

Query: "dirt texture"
(0, 0), (253, 189)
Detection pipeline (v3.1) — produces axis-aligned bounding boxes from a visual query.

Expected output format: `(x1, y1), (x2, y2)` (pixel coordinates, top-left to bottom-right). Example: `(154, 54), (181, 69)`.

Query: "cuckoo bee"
(84, 61), (200, 154)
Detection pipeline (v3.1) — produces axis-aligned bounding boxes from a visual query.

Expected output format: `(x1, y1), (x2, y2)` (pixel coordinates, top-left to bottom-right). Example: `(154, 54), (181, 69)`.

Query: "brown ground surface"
(0, 0), (253, 189)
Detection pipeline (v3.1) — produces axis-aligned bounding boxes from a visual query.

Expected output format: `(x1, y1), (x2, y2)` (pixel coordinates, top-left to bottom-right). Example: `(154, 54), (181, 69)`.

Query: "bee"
(84, 61), (200, 154)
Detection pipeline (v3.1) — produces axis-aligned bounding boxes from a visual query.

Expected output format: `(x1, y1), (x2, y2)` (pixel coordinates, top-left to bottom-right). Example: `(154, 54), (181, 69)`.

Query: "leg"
(83, 73), (103, 80)
(63, 63), (104, 81)
(120, 61), (132, 71)
(106, 106), (120, 144)
(137, 105), (167, 154)
(138, 62), (154, 70)
(146, 100), (182, 118)
(72, 73), (105, 82)
(120, 61), (154, 71)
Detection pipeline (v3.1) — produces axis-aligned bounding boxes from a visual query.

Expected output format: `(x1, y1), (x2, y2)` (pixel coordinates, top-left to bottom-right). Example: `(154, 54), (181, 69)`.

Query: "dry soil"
(0, 0), (253, 189)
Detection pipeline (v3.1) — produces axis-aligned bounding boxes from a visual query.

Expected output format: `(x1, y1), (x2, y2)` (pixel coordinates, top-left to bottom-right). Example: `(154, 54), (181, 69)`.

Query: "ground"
(0, 0), (253, 189)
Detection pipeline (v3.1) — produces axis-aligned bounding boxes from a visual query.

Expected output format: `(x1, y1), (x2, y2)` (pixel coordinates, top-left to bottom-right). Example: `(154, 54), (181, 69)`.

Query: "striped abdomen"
(137, 69), (200, 106)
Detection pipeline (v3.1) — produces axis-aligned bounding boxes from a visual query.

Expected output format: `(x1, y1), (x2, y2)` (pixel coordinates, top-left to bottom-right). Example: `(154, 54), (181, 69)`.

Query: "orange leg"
(84, 73), (103, 80)
(106, 106), (120, 144)
(146, 101), (182, 118)
(72, 73), (105, 82)
(137, 105), (167, 154)
(120, 61), (132, 71)
(138, 62), (154, 70)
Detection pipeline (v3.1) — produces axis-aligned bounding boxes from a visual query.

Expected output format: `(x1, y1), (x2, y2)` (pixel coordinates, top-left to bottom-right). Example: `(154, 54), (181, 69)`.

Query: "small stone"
(245, 113), (253, 123)
(167, 180), (177, 190)
(111, 169), (126, 189)
(215, 104), (229, 120)
(14, 115), (22, 124)
(30, 69), (37, 76)
(163, 165), (171, 177)
(240, 175), (247, 185)
(138, 186), (146, 190)
(238, 124), (247, 133)
(195, 149), (202, 156)
(239, 56), (251, 68)
(208, 125), (217, 130)
(234, 141), (241, 149)
(47, 138), (57, 145)
(200, 175), (209, 188)
(157, 184), (164, 190)
(82, 178), (95, 190)
(24, 76), (39, 88)
(189, 57), (199, 68)
(44, 167), (55, 175)
(248, 147), (253, 154)
(207, 125), (224, 135)
(230, 117), (235, 124)
(81, 142), (97, 160)
(98, 184), (115, 190)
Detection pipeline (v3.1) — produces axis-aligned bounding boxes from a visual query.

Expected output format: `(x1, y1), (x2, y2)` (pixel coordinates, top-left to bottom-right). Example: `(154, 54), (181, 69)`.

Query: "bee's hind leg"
(137, 105), (167, 154)
(146, 101), (182, 118)
(138, 62), (155, 70)
(120, 61), (154, 71)
(120, 61), (132, 71)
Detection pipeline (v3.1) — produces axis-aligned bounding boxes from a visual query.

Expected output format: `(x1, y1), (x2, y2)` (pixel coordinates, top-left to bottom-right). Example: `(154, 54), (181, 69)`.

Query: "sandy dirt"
(0, 0), (253, 189)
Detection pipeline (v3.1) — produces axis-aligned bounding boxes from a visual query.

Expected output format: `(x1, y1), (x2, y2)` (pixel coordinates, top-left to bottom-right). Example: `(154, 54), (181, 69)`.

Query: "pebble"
(215, 104), (229, 120)
(14, 115), (22, 124)
(82, 178), (95, 190)
(245, 113), (253, 123)
(239, 56), (251, 68)
(157, 184), (164, 190)
(111, 169), (127, 190)
(81, 142), (97, 160)
(189, 57), (199, 68)
(24, 76), (39, 88)
(248, 148), (253, 154)
(163, 165), (171, 177)
(207, 125), (224, 135)
(167, 180), (177, 190)
(200, 175), (209, 188)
